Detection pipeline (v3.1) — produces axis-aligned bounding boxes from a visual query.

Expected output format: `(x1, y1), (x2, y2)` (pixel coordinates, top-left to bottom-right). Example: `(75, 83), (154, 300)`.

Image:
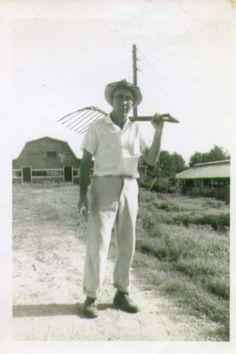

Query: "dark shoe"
(113, 290), (140, 313)
(83, 297), (98, 318)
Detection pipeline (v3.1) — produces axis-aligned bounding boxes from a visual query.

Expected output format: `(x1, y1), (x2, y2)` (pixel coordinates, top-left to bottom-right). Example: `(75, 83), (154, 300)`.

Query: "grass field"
(134, 189), (230, 340)
(13, 183), (230, 340)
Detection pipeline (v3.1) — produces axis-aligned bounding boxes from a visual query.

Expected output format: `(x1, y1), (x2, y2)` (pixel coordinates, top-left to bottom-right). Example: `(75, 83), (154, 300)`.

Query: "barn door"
(22, 167), (31, 183)
(64, 166), (72, 182)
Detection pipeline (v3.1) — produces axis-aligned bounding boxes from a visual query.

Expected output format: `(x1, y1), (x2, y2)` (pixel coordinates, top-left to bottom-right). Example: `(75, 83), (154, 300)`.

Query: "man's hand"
(78, 196), (89, 218)
(151, 113), (165, 133)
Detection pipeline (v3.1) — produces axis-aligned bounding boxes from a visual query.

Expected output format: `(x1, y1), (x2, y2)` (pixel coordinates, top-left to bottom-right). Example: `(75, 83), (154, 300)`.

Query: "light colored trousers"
(83, 176), (139, 298)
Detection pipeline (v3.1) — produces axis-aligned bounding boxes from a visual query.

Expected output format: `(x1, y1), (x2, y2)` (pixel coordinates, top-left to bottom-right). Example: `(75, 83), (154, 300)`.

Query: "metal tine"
(74, 112), (99, 131)
(58, 106), (108, 130)
(57, 107), (92, 123)
(58, 111), (84, 125)
(66, 110), (97, 128)
(75, 113), (104, 134)
(78, 114), (104, 134)
(88, 106), (107, 115)
(77, 119), (99, 135)
(60, 113), (78, 125)
(63, 109), (93, 126)
(68, 110), (101, 130)
(58, 106), (107, 123)
(74, 117), (96, 135)
(74, 113), (103, 134)
(74, 110), (104, 130)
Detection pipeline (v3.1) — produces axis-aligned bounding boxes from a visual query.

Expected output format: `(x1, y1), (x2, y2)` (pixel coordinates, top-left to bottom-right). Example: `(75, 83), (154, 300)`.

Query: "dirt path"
(12, 185), (217, 341)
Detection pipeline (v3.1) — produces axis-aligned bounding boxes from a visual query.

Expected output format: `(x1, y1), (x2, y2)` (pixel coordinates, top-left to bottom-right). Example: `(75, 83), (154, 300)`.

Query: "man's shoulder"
(127, 119), (142, 131)
(88, 116), (106, 130)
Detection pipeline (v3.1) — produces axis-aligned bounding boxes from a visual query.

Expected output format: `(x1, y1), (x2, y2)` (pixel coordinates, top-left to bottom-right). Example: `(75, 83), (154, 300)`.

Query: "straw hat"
(105, 79), (142, 107)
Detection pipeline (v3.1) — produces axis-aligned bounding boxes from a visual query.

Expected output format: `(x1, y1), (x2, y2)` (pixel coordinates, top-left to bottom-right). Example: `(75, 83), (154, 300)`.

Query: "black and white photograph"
(0, 0), (235, 353)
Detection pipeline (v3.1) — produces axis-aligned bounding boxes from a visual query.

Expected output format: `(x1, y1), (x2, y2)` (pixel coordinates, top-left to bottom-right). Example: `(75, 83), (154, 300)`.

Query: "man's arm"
(142, 116), (164, 166)
(78, 149), (93, 216)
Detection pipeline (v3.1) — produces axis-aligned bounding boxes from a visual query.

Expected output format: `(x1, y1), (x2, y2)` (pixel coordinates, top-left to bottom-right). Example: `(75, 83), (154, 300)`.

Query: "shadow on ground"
(13, 303), (114, 318)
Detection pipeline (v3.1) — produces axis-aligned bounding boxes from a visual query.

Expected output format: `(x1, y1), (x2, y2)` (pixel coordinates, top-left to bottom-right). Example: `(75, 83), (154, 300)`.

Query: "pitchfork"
(57, 106), (179, 134)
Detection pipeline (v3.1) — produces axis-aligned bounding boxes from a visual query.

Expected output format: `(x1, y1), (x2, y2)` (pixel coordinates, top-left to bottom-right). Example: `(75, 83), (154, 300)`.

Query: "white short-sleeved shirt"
(82, 114), (154, 178)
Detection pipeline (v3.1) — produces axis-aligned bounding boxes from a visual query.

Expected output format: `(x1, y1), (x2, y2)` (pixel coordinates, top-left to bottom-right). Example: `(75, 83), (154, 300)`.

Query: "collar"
(104, 114), (114, 126)
(104, 114), (132, 128)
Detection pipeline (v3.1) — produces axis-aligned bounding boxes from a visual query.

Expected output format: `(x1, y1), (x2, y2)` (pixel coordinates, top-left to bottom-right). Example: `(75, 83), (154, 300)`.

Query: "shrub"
(136, 234), (199, 262)
(138, 176), (153, 189)
(190, 186), (230, 203)
(207, 278), (229, 300)
(173, 213), (229, 231)
(152, 178), (172, 193)
(137, 210), (162, 237)
(139, 177), (179, 193)
(154, 201), (182, 212)
(203, 200), (224, 208)
(136, 239), (180, 262)
(135, 189), (230, 340)
(156, 202), (169, 210)
(175, 258), (218, 277)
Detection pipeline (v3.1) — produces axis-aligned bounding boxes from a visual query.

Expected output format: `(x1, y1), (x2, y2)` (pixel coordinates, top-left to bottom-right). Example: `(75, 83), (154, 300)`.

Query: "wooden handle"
(129, 114), (179, 123)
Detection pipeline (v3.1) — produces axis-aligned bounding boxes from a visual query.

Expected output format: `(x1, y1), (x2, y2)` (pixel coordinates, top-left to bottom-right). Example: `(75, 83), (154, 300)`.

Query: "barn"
(12, 136), (81, 184)
(176, 159), (230, 201)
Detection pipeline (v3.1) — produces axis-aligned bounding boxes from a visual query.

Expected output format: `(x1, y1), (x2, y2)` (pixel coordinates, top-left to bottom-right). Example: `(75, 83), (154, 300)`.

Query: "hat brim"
(105, 80), (142, 107)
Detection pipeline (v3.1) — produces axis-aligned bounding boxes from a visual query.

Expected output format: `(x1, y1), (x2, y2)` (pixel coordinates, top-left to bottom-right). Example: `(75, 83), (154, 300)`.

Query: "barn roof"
(16, 136), (78, 160)
(176, 160), (230, 179)
(26, 136), (68, 145)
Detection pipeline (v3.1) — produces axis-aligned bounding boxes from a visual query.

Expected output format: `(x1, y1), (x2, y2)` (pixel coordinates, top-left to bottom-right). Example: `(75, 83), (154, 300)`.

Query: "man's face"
(111, 87), (135, 116)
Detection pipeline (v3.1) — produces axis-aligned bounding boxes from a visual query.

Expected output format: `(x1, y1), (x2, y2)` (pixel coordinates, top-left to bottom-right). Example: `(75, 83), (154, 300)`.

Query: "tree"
(189, 152), (204, 167)
(172, 152), (186, 173)
(189, 145), (230, 166)
(207, 145), (230, 162)
(153, 151), (186, 178)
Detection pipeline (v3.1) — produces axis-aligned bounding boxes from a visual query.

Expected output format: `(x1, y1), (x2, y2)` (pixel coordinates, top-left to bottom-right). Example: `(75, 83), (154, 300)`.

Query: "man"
(78, 79), (164, 318)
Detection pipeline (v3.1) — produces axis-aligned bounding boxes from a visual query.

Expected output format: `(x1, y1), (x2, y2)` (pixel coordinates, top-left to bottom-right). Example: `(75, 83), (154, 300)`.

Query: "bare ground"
(12, 185), (219, 341)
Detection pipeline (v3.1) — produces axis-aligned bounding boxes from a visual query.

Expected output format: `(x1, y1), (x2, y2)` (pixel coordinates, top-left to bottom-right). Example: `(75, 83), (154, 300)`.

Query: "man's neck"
(110, 111), (128, 129)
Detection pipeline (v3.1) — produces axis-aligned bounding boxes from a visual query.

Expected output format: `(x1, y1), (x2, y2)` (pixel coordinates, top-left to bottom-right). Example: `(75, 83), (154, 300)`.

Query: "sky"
(1, 0), (236, 164)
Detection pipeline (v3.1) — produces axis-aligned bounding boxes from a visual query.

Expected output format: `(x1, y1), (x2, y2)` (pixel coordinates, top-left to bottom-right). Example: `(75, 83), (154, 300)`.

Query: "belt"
(94, 175), (136, 180)
(120, 175), (136, 180)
